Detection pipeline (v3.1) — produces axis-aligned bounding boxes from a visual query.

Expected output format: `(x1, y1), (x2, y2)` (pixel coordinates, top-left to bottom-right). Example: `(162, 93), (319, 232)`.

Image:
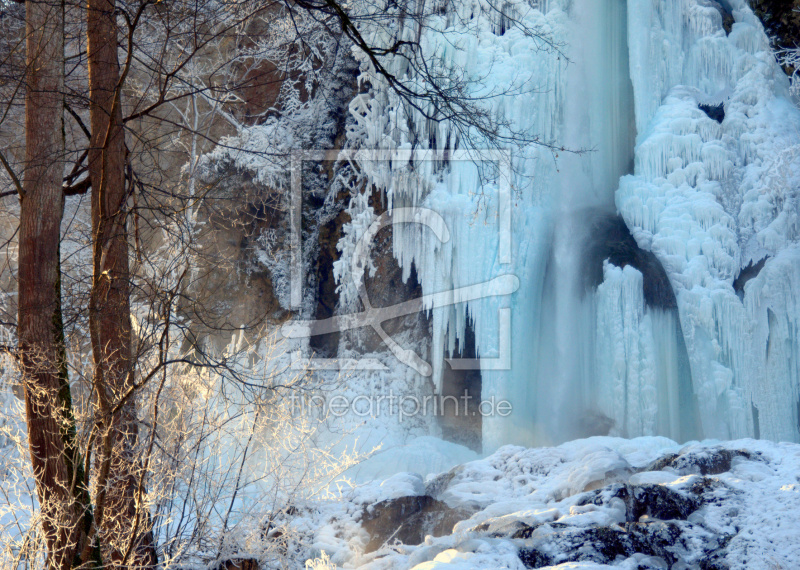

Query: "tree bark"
(86, 0), (156, 565)
(18, 0), (84, 567)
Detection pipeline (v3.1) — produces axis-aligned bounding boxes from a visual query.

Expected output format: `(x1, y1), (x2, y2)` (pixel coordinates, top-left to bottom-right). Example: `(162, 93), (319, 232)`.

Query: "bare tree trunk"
(18, 0), (82, 567)
(86, 0), (156, 565)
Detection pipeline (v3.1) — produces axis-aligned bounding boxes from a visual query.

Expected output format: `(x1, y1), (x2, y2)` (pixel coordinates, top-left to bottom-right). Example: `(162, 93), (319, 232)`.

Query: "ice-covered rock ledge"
(302, 437), (800, 569)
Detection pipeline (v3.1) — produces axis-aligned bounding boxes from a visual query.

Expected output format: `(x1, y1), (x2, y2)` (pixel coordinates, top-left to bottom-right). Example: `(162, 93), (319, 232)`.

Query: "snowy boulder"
(644, 445), (759, 476)
(577, 481), (704, 523)
(469, 479), (721, 567)
(519, 520), (722, 569)
(360, 495), (475, 553)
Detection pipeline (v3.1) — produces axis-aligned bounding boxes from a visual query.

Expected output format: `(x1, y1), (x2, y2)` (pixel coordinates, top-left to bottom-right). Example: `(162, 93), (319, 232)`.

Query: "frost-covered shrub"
(777, 46), (800, 97)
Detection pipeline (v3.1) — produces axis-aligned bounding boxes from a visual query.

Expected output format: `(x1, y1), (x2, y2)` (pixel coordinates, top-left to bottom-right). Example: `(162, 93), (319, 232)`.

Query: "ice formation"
(619, 0), (800, 441)
(341, 0), (800, 449)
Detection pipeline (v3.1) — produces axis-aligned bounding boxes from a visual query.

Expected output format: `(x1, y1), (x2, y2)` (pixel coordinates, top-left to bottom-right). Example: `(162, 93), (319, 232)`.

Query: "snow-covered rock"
(298, 437), (800, 569)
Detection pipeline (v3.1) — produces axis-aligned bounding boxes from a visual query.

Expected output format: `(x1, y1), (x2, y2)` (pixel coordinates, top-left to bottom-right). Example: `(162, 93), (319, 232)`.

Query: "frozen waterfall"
(342, 0), (800, 450)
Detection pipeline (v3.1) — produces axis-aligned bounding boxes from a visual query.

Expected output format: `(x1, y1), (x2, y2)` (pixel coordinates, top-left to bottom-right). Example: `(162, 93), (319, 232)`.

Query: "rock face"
(750, 0), (800, 88)
(751, 0), (800, 52)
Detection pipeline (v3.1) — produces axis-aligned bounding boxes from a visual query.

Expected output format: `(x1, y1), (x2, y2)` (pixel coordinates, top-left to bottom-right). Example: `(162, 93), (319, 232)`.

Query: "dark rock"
(518, 520), (716, 569)
(630, 520), (722, 567)
(361, 495), (473, 553)
(646, 453), (680, 473)
(472, 519), (538, 539)
(577, 410), (616, 437)
(510, 522), (538, 539)
(702, 0), (735, 34)
(309, 196), (350, 357)
(699, 534), (734, 570)
(630, 484), (701, 521)
(579, 482), (701, 523)
(340, 191), (433, 357)
(518, 546), (551, 568)
(688, 475), (726, 498)
(646, 447), (756, 476)
(439, 321), (483, 451)
(499, 450), (743, 570)
(752, 402), (761, 439)
(701, 560), (731, 570)
(424, 465), (463, 500)
(699, 102), (725, 123)
(751, 0), (800, 54)
(519, 526), (636, 568)
(751, 0), (800, 83)
(626, 521), (686, 566)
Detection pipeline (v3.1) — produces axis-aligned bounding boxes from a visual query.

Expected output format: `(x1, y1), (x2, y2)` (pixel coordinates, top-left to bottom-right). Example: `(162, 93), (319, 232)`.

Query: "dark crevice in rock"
(797, 397), (800, 435)
(708, 0), (736, 34)
(583, 214), (677, 310)
(439, 318), (482, 451)
(309, 194), (350, 357)
(767, 307), (777, 357)
(733, 256), (768, 299)
(699, 102), (725, 123)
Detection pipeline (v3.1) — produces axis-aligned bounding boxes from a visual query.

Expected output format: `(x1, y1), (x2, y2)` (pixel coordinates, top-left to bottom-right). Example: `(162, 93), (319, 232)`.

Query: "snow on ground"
(297, 436), (800, 569)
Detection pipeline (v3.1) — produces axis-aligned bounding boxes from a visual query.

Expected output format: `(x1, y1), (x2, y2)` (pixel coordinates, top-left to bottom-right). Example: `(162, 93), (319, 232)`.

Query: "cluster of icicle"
(339, 0), (567, 394)
(338, 0), (800, 446)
